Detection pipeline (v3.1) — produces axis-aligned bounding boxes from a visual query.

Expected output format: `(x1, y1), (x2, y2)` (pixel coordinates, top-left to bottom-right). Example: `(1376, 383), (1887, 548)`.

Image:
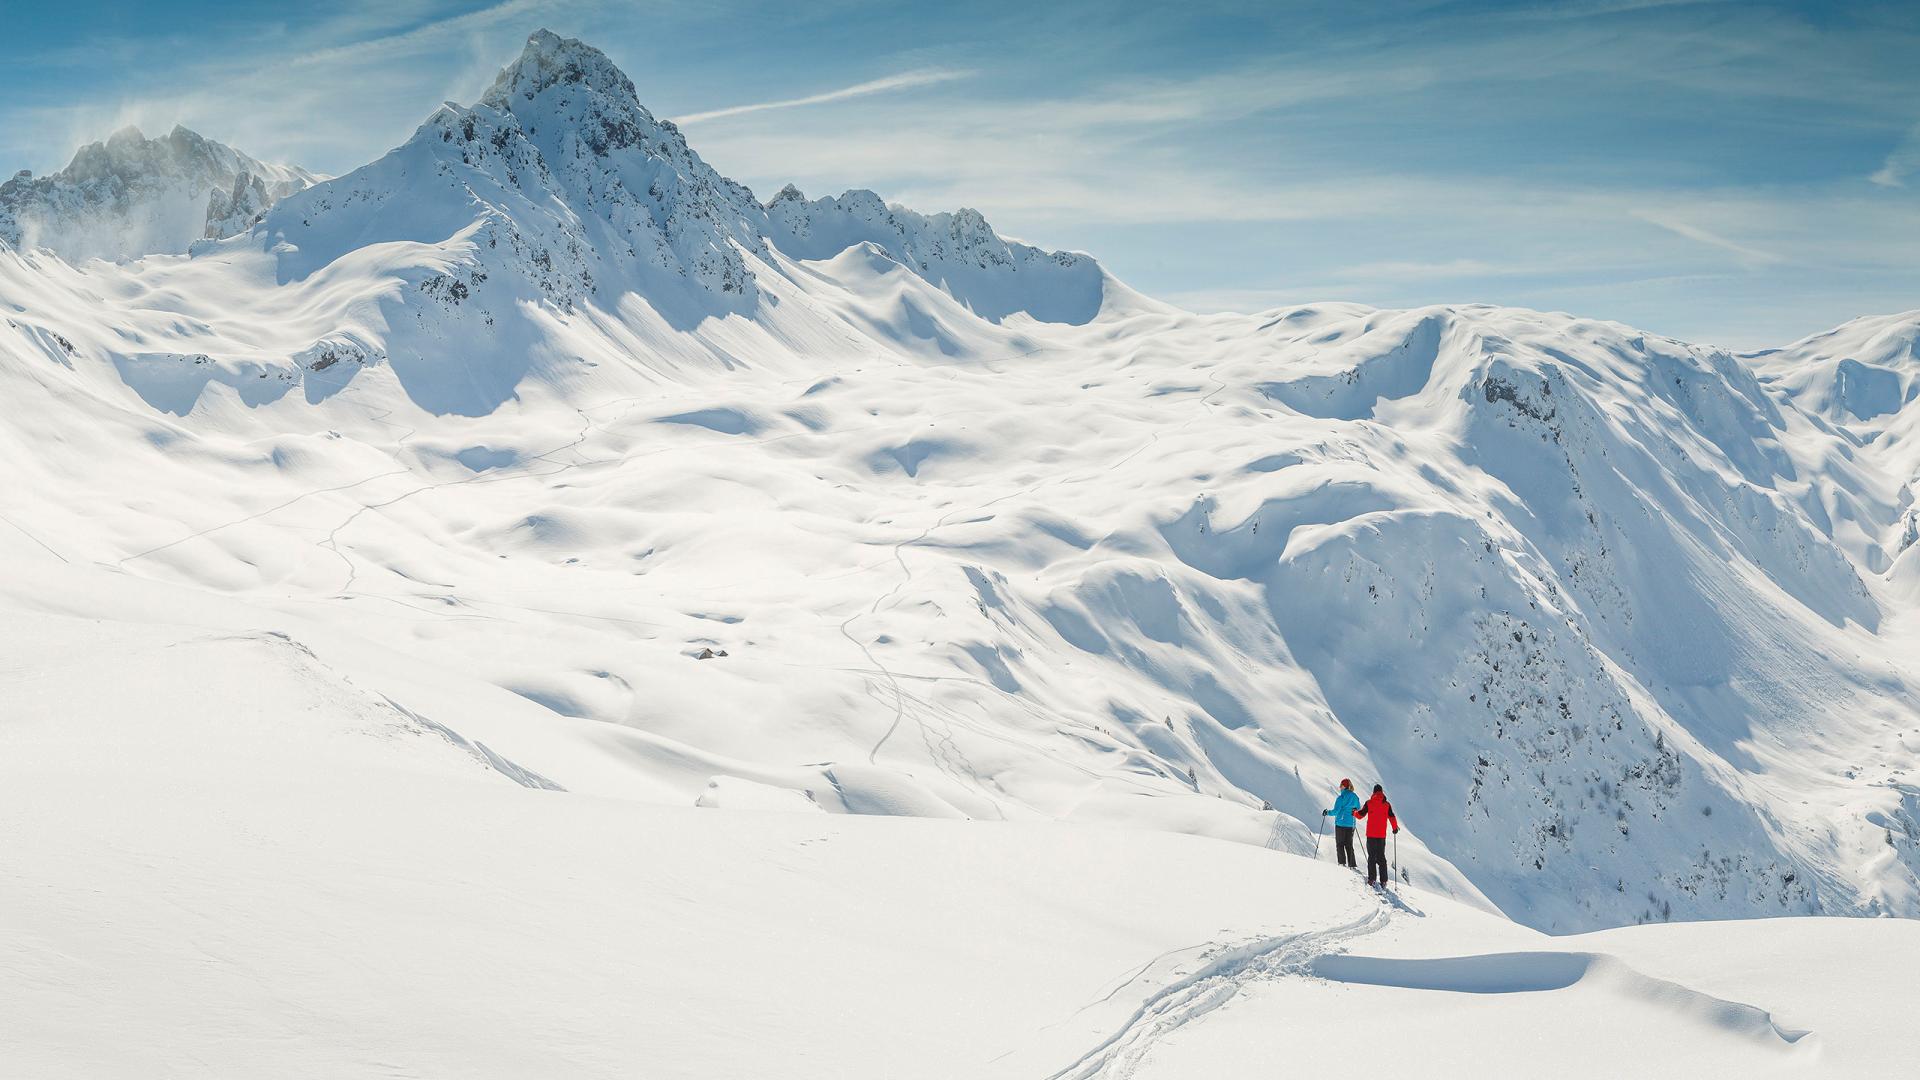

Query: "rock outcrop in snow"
(0, 125), (319, 262)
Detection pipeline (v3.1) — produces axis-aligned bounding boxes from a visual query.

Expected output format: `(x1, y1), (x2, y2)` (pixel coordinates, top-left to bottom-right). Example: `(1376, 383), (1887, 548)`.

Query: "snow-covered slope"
(1, 26), (1916, 957)
(235, 29), (1114, 418)
(764, 183), (1106, 323)
(1747, 312), (1920, 587)
(0, 125), (320, 263)
(1753, 310), (1920, 429)
(0, 572), (1908, 1077)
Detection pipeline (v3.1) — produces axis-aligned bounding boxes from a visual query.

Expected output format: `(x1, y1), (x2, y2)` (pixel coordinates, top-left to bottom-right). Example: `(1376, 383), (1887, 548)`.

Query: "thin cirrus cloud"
(671, 68), (976, 125)
(1869, 122), (1920, 187)
(284, 0), (561, 71)
(1628, 210), (1786, 268)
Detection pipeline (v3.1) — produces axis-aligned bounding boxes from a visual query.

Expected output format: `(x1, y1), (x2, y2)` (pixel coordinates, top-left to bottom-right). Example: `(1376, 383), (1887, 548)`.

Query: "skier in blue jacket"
(1324, 779), (1362, 870)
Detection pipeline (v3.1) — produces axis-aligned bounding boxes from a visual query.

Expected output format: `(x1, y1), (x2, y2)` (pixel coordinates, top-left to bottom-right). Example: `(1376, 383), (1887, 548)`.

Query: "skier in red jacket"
(1352, 784), (1399, 888)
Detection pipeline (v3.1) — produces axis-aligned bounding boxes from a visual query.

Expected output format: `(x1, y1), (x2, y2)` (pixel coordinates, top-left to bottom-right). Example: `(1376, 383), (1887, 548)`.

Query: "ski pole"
(1393, 829), (1399, 880)
(1314, 811), (1327, 859)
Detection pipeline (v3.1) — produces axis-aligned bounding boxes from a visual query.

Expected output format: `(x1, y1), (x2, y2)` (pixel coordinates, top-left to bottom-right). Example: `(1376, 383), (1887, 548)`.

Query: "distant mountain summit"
(1749, 310), (1920, 426)
(0, 125), (320, 263)
(261, 30), (1103, 322)
(764, 185), (1100, 323)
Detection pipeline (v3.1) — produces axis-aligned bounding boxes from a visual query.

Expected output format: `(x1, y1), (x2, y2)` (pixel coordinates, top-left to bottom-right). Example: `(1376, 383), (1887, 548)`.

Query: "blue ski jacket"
(1328, 788), (1361, 827)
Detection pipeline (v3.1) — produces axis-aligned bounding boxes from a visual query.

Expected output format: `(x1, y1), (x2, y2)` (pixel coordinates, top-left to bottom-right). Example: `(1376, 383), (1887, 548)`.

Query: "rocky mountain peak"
(765, 183), (807, 209)
(257, 30), (1102, 322)
(482, 30), (642, 114)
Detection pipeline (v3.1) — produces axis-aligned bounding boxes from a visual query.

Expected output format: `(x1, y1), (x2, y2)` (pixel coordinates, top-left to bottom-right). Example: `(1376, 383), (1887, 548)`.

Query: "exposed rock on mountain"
(0, 125), (320, 262)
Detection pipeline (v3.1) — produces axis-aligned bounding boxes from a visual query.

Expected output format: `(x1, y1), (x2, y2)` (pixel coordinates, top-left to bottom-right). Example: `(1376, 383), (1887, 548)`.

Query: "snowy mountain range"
(0, 124), (320, 263)
(2, 34), (1918, 1068)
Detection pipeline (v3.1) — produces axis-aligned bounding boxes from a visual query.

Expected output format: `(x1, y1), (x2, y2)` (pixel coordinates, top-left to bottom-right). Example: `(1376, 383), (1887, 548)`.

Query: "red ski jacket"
(1353, 792), (1399, 838)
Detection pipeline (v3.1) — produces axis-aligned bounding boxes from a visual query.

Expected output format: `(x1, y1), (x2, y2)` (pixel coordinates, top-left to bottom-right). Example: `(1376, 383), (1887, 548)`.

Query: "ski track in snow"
(0, 511), (68, 563)
(1042, 901), (1395, 1080)
(852, 508), (947, 766)
(320, 394), (629, 594)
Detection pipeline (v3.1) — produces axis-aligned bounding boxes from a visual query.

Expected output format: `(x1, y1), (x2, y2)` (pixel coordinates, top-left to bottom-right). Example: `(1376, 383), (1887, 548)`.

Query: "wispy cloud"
(1869, 122), (1920, 187)
(1331, 258), (1503, 280)
(1513, 0), (1741, 20)
(671, 68), (975, 125)
(286, 0), (557, 70)
(1629, 209), (1786, 267)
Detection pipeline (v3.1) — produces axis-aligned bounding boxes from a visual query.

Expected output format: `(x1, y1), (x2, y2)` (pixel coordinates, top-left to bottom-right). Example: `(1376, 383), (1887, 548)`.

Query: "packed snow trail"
(1044, 901), (1394, 1080)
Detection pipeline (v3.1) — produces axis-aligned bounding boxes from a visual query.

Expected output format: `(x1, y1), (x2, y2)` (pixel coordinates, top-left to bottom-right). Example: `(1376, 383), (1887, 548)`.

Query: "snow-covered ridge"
(1748, 312), (1920, 575)
(0, 124), (320, 263)
(1750, 311), (1920, 429)
(255, 30), (1104, 327)
(765, 184), (1103, 323)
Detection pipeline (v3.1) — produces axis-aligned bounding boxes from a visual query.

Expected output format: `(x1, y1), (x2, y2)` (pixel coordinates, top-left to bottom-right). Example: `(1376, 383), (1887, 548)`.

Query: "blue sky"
(3, 0), (1916, 347)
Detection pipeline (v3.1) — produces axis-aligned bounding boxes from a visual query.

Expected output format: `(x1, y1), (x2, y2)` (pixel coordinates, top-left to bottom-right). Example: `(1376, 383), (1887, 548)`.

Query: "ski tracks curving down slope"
(1043, 902), (1395, 1080)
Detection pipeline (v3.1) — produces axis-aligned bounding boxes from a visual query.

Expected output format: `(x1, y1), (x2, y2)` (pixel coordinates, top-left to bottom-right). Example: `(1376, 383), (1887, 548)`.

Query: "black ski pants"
(1366, 835), (1389, 884)
(1334, 825), (1357, 868)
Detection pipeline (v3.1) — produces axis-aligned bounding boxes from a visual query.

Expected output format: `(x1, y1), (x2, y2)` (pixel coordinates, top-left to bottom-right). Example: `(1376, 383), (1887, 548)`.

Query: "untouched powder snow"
(1, 28), (1918, 1077)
